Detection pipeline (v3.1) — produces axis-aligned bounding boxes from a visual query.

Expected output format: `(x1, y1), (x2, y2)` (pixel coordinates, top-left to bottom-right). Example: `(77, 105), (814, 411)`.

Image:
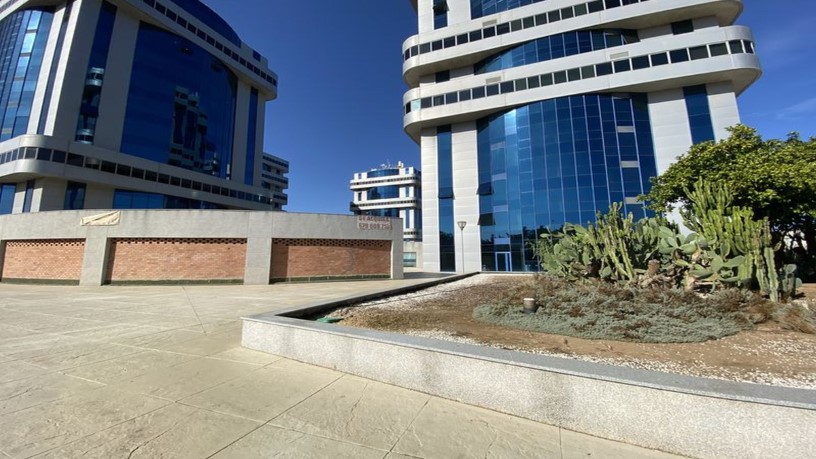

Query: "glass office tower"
(403, 0), (761, 272)
(0, 0), (287, 214)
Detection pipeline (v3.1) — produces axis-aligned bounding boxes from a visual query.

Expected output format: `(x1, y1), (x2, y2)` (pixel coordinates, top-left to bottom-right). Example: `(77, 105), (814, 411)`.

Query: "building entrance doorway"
(494, 252), (512, 272)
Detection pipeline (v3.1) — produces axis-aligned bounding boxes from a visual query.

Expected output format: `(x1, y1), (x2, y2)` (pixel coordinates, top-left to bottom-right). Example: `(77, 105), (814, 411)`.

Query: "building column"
(391, 235), (404, 280)
(243, 237), (272, 285)
(80, 234), (109, 286)
(93, 11), (139, 150)
(420, 128), (439, 272)
(48, 0), (102, 142)
(648, 88), (693, 175)
(451, 122), (481, 273)
(32, 178), (67, 212)
(231, 83), (251, 183)
(707, 81), (741, 141)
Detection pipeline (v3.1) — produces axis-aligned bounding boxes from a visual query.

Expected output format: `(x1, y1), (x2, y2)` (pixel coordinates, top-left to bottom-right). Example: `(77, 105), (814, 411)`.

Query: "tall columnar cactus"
(754, 221), (780, 302)
(536, 180), (800, 301)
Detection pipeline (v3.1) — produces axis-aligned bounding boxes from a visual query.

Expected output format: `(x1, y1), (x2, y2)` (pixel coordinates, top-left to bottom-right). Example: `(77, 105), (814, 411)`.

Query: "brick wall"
(1, 240), (85, 281)
(271, 239), (391, 280)
(107, 238), (247, 283)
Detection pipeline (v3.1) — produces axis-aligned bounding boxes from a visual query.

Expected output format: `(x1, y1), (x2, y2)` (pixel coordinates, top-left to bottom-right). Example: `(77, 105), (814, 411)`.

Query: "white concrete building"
(403, 0), (760, 272)
(0, 0), (287, 213)
(350, 162), (423, 242)
(261, 153), (289, 209)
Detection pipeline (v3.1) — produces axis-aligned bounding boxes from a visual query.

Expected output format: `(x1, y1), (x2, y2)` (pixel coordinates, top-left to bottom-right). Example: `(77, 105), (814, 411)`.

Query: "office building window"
(0, 184), (15, 214)
(64, 181), (86, 210)
(684, 85), (715, 144)
(438, 125), (455, 272)
(433, 0), (448, 29)
(22, 180), (35, 213)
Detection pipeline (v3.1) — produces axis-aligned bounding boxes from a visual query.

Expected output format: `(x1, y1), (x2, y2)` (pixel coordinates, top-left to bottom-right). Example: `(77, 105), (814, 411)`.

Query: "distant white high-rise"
(403, 0), (761, 272)
(350, 162), (422, 242)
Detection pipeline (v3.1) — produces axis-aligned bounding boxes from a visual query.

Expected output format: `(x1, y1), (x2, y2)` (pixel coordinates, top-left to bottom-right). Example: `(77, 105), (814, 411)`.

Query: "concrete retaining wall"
(242, 315), (815, 459)
(0, 210), (403, 285)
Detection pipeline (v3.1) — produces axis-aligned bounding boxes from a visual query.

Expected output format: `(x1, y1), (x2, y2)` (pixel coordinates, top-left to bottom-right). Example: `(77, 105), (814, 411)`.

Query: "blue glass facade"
(477, 94), (657, 271)
(471, 0), (542, 19)
(113, 189), (224, 209)
(368, 186), (400, 200)
(437, 125), (456, 272)
(76, 1), (116, 144)
(683, 85), (715, 144)
(433, 0), (448, 29)
(0, 8), (53, 141)
(121, 23), (237, 179)
(38, 1), (72, 134)
(367, 169), (400, 178)
(170, 0), (242, 47)
(0, 183), (15, 214)
(63, 181), (86, 210)
(244, 88), (258, 185)
(363, 208), (400, 218)
(22, 179), (34, 212)
(475, 29), (638, 74)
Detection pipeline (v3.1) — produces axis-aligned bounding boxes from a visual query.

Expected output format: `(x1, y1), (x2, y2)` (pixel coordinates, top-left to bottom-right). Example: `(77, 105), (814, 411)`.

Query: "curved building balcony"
(350, 176), (422, 189)
(352, 197), (422, 209)
(85, 67), (105, 87)
(75, 129), (95, 145)
(403, 25), (759, 141)
(402, 0), (743, 86)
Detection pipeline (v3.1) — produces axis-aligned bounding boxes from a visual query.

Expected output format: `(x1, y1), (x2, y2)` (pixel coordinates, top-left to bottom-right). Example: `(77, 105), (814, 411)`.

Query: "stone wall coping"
(244, 292), (815, 411)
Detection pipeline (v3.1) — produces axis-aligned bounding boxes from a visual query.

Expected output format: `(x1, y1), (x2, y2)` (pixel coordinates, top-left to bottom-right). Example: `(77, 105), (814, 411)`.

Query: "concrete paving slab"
(34, 403), (261, 459)
(0, 386), (170, 458)
(180, 359), (343, 422)
(560, 429), (688, 459)
(0, 372), (104, 415)
(62, 323), (165, 342)
(393, 397), (562, 459)
(271, 374), (430, 451)
(21, 342), (144, 371)
(152, 329), (241, 357)
(0, 333), (88, 358)
(206, 347), (281, 366)
(117, 356), (260, 401)
(210, 424), (386, 459)
(184, 319), (242, 335)
(0, 324), (34, 340)
(49, 308), (202, 329)
(63, 349), (198, 384)
(0, 360), (50, 384)
(112, 328), (207, 349)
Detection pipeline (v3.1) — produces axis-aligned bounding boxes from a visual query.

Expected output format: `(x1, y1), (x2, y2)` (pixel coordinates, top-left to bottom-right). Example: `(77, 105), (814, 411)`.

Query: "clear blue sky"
(204, 0), (816, 215)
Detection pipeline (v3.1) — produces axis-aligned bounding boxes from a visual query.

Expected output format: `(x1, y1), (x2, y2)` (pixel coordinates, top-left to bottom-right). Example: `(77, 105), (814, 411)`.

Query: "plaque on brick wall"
(357, 215), (392, 230)
(80, 211), (121, 226)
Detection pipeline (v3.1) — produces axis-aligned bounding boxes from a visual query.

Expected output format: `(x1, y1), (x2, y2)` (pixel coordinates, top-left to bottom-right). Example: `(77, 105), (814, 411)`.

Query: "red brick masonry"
(107, 238), (247, 282)
(1, 239), (85, 281)
(271, 239), (391, 279)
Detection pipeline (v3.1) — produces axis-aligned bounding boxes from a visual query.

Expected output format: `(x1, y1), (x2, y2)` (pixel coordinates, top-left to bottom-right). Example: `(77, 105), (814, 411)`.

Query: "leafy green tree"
(644, 125), (816, 279)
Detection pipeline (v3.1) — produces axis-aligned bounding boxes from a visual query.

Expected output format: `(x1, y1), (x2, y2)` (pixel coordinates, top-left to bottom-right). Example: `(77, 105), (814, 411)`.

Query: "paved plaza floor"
(0, 278), (682, 458)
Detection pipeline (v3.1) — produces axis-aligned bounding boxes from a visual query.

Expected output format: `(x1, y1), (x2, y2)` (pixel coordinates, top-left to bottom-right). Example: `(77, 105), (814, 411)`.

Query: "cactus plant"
(535, 179), (801, 301)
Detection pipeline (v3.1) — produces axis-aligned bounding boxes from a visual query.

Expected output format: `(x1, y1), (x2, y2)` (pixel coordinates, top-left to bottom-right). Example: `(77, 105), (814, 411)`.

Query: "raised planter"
(242, 296), (815, 459)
